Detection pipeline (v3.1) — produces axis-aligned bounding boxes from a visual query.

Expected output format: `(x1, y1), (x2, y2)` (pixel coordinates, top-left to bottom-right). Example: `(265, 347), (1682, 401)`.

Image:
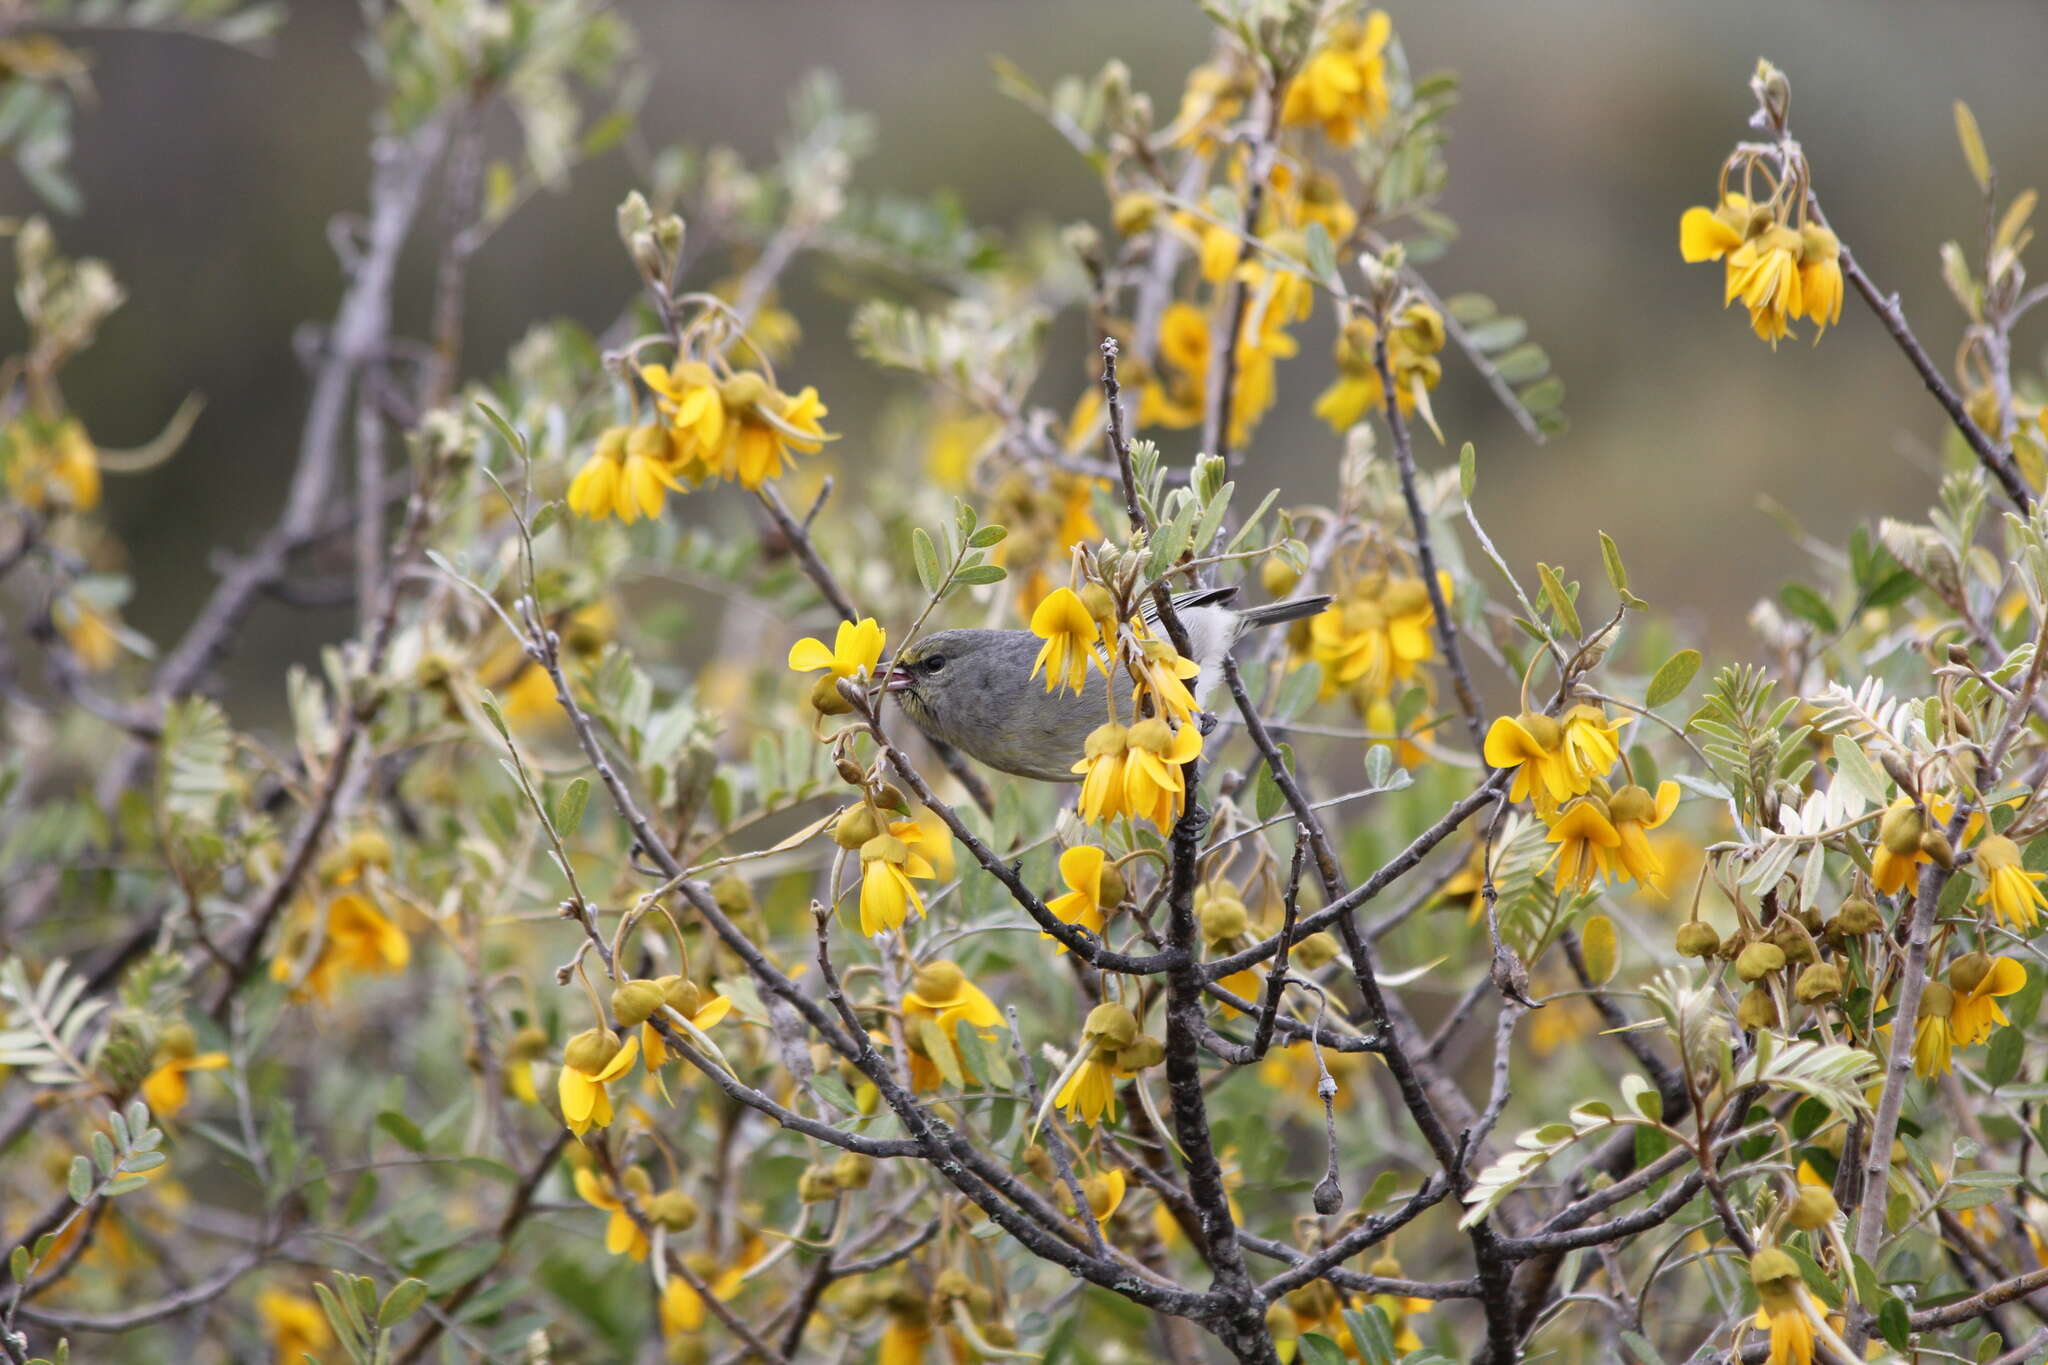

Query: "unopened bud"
(1793, 962), (1842, 1005)
(1293, 932), (1340, 970)
(911, 960), (966, 1002)
(1261, 556), (1302, 599)
(659, 975), (704, 1018)
(1675, 921), (1722, 958)
(649, 1188), (700, 1231)
(1084, 1001), (1139, 1047)
(1787, 1184), (1838, 1230)
(832, 1152), (874, 1190)
(1736, 941), (1787, 982)
(611, 979), (666, 1027)
(1919, 829), (1955, 869)
(797, 1164), (840, 1203)
(1737, 985), (1779, 1032)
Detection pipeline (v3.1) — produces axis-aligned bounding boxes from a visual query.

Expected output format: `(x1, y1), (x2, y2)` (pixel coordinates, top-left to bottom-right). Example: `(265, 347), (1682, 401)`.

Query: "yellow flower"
(1544, 796), (1621, 893)
(1483, 711), (1576, 816)
(925, 411), (996, 491)
(1678, 194), (1754, 263)
(1281, 12), (1393, 146)
(1608, 781), (1683, 892)
(5, 416), (102, 512)
(139, 1036), (228, 1119)
(1313, 307), (1445, 431)
(712, 374), (832, 488)
(1073, 722), (1133, 825)
(1130, 631), (1202, 724)
(878, 1316), (932, 1365)
(1726, 224), (1805, 345)
(1171, 62), (1251, 153)
(787, 617), (886, 681)
(558, 1030), (639, 1135)
(1750, 1278), (1815, 1365)
(1797, 224), (1842, 336)
(1056, 1050), (1121, 1126)
(271, 892), (411, 1003)
(1309, 575), (1438, 699)
(258, 1287), (332, 1365)
(1975, 834), (2046, 930)
(660, 1243), (757, 1337)
(903, 960), (1003, 1090)
(567, 423), (687, 523)
(54, 594), (122, 672)
(640, 988), (732, 1070)
(1046, 845), (1115, 939)
(1950, 953), (2026, 1047)
(1557, 704), (1626, 789)
(575, 1165), (652, 1262)
(1081, 1166), (1126, 1224)
(1029, 587), (1108, 694)
(1122, 718), (1204, 831)
(1362, 692), (1430, 770)
(641, 360), (728, 464)
(1913, 982), (1957, 1079)
(858, 832), (936, 937)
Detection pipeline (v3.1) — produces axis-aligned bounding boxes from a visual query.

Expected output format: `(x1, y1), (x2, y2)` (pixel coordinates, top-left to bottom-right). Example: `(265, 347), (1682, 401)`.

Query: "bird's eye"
(921, 655), (946, 673)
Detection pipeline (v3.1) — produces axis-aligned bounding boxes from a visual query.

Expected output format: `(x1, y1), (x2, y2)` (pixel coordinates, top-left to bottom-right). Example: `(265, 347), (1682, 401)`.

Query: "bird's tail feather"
(1235, 595), (1333, 627)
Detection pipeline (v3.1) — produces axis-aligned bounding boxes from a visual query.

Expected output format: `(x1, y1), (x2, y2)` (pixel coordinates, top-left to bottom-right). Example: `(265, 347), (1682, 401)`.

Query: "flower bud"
(1199, 893), (1249, 944)
(1748, 1246), (1798, 1291)
(1767, 920), (1816, 965)
(1735, 941), (1786, 982)
(1294, 932), (1341, 970)
(564, 1027), (622, 1075)
(873, 782), (910, 814)
(1079, 582), (1118, 630)
(611, 978), (666, 1027)
(809, 673), (855, 715)
(1879, 803), (1926, 857)
(156, 1021), (198, 1062)
(911, 961), (965, 1002)
(1260, 556), (1302, 599)
(1737, 985), (1779, 1032)
(832, 1152), (873, 1191)
(1787, 1183), (1838, 1230)
(659, 975), (704, 1018)
(509, 1025), (549, 1060)
(1832, 897), (1883, 937)
(1950, 951), (1993, 995)
(833, 805), (886, 849)
(649, 1188), (700, 1231)
(1084, 1001), (1139, 1047)
(712, 873), (753, 915)
(1793, 962), (1842, 1005)
(1675, 921), (1722, 958)
(934, 1269), (975, 1304)
(1115, 1033), (1165, 1070)
(1919, 829), (1955, 869)
(1023, 1144), (1055, 1181)
(1110, 192), (1160, 237)
(797, 1163), (840, 1203)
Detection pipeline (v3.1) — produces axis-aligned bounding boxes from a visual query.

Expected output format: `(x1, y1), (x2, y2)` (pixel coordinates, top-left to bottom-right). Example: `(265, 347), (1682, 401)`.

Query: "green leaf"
(478, 694), (510, 741)
(553, 777), (589, 837)
(1955, 99), (1993, 194)
(67, 1156), (92, 1204)
(1580, 915), (1617, 985)
(1987, 1023), (2024, 1088)
(378, 1278), (431, 1327)
(1304, 221), (1336, 284)
(1778, 583), (1839, 634)
(1645, 649), (1701, 708)
(1254, 744), (1293, 821)
(1538, 563), (1580, 638)
(1877, 1295), (1910, 1351)
(966, 524), (1007, 549)
(1297, 1335), (1350, 1365)
(10, 1245), (30, 1282)
(375, 1110), (428, 1154)
(474, 401), (527, 458)
(810, 1072), (858, 1114)
(912, 527), (942, 594)
(1598, 531), (1628, 595)
(953, 564), (1008, 587)
(1459, 442), (1476, 500)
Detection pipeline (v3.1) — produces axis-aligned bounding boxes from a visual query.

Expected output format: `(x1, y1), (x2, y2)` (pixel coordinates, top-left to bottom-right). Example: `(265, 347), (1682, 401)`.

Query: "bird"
(884, 586), (1331, 781)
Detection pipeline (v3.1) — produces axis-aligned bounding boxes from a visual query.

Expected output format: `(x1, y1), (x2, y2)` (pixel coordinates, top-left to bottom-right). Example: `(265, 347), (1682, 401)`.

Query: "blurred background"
(9, 0), (2048, 722)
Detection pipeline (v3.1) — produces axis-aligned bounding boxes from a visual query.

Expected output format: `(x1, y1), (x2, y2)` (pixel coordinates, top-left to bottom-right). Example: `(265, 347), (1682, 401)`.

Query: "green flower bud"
(1675, 921), (1722, 958)
(712, 873), (754, 915)
(1737, 985), (1779, 1032)
(832, 1152), (874, 1191)
(1787, 1183), (1838, 1230)
(1736, 941), (1787, 982)
(1793, 962), (1842, 1005)
(1919, 829), (1955, 869)
(659, 975), (704, 1018)
(611, 978), (666, 1027)
(1084, 1002), (1139, 1048)
(834, 805), (886, 850)
(1879, 803), (1926, 857)
(1097, 859), (1128, 909)
(1260, 556), (1302, 599)
(1199, 893), (1249, 943)
(1294, 932), (1341, 970)
(649, 1188), (700, 1231)
(797, 1163), (840, 1203)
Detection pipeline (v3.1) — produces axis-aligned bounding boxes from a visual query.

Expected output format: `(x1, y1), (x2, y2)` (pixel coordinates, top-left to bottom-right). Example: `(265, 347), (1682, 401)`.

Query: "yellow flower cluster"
(2, 413), (100, 511)
(567, 362), (833, 522)
(1279, 12), (1394, 146)
(1313, 303), (1445, 431)
(1484, 705), (1684, 894)
(1679, 194), (1842, 345)
(269, 891), (411, 1004)
(1308, 572), (1441, 700)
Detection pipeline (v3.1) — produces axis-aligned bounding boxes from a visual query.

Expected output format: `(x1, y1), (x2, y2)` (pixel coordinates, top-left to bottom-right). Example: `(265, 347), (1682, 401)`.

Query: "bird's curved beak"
(882, 664), (916, 694)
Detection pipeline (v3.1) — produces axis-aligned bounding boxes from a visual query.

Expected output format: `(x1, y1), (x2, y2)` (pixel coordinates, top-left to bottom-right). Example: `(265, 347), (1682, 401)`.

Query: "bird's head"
(883, 629), (1016, 743)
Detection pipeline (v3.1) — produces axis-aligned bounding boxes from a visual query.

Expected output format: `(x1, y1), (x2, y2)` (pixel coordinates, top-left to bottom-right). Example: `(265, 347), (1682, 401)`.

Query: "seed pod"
(1312, 1173), (1343, 1216)
(611, 979), (666, 1027)
(1736, 941), (1787, 982)
(833, 805), (886, 850)
(564, 1027), (622, 1075)
(1879, 803), (1926, 857)
(1794, 962), (1842, 1005)
(1675, 922), (1722, 958)
(1084, 1002), (1139, 1047)
(1294, 932), (1341, 970)
(1787, 1184), (1838, 1230)
(1950, 951), (1992, 995)
(1737, 985), (1779, 1032)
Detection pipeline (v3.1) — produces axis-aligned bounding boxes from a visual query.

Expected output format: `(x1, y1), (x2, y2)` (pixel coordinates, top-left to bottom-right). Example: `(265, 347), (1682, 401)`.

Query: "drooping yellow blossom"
(558, 1030), (639, 1136)
(1556, 704), (1627, 789)
(575, 1165), (653, 1262)
(1313, 305), (1445, 431)
(139, 1026), (228, 1119)
(925, 410), (997, 491)
(858, 832), (936, 937)
(1281, 12), (1393, 145)
(1130, 631), (1203, 724)
(1797, 225), (1842, 336)
(1046, 844), (1117, 939)
(258, 1287), (333, 1365)
(787, 617), (886, 681)
(1608, 781), (1683, 892)
(1122, 718), (1204, 831)
(1681, 195), (1844, 346)
(1309, 575), (1439, 699)
(639, 982), (732, 1070)
(659, 1242), (758, 1337)
(1913, 982), (1957, 1080)
(1056, 1052), (1120, 1127)
(878, 1316), (932, 1365)
(713, 375), (833, 489)
(566, 423), (689, 523)
(1081, 1166), (1127, 1224)
(1484, 711), (1576, 816)
(904, 960), (1003, 1089)
(1678, 194), (1755, 265)
(1074, 722), (1133, 825)
(1544, 795), (1621, 893)
(1747, 1248), (1816, 1365)
(1029, 587), (1109, 694)
(270, 892), (411, 1003)
(1726, 224), (1805, 344)
(1949, 952), (2027, 1048)
(1149, 299), (1295, 448)
(1170, 62), (1252, 152)
(1974, 834), (2046, 930)
(3, 416), (101, 512)
(641, 360), (728, 467)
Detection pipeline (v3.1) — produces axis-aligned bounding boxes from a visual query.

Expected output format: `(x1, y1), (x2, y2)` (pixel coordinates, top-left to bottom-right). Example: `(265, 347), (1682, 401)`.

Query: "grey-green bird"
(884, 587), (1331, 781)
